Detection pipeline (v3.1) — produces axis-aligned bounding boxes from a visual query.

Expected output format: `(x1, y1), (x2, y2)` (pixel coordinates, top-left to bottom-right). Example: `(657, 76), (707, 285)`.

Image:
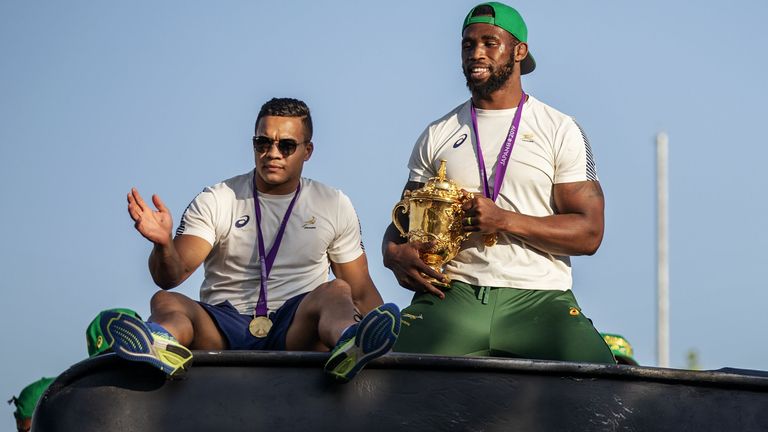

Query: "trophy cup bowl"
(391, 160), (471, 287)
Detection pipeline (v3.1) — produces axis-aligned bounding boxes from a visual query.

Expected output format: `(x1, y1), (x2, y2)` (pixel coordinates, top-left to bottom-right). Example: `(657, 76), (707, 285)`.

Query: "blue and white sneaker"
(324, 303), (401, 382)
(98, 309), (193, 377)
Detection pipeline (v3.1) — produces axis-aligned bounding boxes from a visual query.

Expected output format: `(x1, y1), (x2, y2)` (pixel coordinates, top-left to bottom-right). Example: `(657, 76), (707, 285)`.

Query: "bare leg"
(148, 291), (227, 350)
(285, 279), (358, 351)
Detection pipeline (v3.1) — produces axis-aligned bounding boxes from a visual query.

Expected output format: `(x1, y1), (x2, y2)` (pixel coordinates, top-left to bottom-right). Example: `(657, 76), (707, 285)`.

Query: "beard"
(464, 57), (515, 99)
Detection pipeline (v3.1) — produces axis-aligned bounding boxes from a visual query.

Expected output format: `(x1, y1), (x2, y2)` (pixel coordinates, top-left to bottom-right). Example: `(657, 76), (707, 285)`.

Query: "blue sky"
(2, 0), (767, 425)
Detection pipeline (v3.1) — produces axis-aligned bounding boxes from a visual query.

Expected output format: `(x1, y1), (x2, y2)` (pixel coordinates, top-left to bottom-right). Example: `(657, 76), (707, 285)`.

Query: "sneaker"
(98, 309), (193, 377)
(86, 308), (142, 358)
(324, 303), (401, 382)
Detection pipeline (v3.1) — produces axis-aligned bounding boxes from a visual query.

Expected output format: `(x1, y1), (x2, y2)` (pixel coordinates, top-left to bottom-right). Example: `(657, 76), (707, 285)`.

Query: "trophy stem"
(421, 272), (451, 289)
(422, 259), (451, 289)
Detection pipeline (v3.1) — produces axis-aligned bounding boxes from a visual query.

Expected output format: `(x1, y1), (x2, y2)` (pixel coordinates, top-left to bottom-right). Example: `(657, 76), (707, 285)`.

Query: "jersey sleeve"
(327, 192), (364, 264)
(553, 118), (599, 184)
(175, 188), (218, 246)
(407, 126), (437, 184)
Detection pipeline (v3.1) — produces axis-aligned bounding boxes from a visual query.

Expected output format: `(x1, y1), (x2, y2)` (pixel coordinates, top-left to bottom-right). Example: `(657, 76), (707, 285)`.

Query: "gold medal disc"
(249, 316), (272, 338)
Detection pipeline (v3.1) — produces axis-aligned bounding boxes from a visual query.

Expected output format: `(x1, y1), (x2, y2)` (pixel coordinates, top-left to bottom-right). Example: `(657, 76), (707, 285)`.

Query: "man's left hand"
(461, 195), (508, 234)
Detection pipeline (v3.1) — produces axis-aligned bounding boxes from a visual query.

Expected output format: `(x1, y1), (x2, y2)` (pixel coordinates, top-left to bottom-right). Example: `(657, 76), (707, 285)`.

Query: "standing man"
(383, 3), (613, 363)
(97, 97), (400, 382)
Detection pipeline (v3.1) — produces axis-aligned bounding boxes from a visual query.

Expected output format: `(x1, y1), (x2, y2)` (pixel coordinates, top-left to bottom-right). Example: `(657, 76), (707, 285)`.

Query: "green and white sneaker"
(324, 303), (401, 383)
(98, 309), (192, 377)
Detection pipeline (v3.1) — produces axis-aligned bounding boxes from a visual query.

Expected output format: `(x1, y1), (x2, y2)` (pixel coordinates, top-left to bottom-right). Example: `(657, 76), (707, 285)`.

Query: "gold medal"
(249, 316), (272, 338)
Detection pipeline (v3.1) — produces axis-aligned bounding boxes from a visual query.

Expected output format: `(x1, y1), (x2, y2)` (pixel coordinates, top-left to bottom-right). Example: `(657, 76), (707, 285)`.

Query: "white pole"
(657, 132), (669, 367)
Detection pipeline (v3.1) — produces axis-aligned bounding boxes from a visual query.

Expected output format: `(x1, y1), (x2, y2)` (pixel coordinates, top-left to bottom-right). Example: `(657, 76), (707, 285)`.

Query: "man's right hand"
(383, 239), (449, 300)
(127, 188), (173, 246)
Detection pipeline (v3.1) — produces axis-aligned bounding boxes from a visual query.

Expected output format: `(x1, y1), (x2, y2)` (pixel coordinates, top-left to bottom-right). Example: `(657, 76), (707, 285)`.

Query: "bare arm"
(127, 188), (212, 289)
(381, 181), (450, 299)
(148, 235), (212, 288)
(462, 180), (605, 256)
(330, 253), (383, 315)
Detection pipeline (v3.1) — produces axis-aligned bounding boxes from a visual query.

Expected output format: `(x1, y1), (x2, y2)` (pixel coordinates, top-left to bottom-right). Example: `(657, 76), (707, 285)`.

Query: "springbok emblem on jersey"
(303, 216), (317, 229)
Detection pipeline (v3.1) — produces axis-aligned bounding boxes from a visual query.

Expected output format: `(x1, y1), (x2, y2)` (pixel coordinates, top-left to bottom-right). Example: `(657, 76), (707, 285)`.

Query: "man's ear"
(304, 142), (314, 161)
(515, 42), (529, 62)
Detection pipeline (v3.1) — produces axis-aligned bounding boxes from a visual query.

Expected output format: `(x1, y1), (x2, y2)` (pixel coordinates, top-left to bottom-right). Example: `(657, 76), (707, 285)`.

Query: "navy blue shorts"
(197, 293), (307, 350)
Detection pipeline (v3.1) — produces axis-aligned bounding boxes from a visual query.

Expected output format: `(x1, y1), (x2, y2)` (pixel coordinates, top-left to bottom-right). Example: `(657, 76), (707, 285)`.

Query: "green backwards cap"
(86, 308), (142, 357)
(463, 2), (536, 74)
(8, 377), (55, 420)
(602, 333), (639, 366)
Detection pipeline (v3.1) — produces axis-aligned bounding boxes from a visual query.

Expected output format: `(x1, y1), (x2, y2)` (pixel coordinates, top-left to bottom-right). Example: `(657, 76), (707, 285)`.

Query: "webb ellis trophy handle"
(391, 199), (409, 238)
(390, 160), (474, 287)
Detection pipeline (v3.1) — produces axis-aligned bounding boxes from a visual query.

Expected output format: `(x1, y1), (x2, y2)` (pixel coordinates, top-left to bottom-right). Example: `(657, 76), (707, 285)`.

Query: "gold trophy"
(391, 160), (472, 287)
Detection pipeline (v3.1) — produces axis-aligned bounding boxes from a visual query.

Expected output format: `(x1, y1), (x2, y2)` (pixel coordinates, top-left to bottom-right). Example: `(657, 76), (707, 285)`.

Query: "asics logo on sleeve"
(235, 215), (250, 228)
(452, 133), (468, 148)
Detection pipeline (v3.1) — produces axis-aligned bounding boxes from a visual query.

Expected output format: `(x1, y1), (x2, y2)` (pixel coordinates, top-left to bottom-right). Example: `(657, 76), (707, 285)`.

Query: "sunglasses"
(252, 136), (305, 157)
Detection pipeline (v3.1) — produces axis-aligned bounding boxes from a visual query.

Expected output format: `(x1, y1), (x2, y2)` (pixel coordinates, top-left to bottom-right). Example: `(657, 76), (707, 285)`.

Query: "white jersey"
(176, 171), (364, 314)
(408, 95), (598, 291)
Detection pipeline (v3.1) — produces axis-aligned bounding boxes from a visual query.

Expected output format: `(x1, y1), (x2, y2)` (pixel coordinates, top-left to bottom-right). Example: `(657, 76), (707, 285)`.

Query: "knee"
(318, 279), (352, 297)
(305, 279), (352, 305)
(150, 290), (188, 313)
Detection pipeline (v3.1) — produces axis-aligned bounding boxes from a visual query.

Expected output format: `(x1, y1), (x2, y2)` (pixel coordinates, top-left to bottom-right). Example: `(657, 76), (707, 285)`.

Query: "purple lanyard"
(252, 175), (301, 318)
(469, 91), (526, 201)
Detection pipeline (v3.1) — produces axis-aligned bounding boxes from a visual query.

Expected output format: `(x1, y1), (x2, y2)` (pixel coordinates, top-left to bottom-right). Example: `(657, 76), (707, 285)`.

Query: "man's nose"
(265, 140), (283, 158)
(466, 45), (485, 62)
(470, 44), (485, 60)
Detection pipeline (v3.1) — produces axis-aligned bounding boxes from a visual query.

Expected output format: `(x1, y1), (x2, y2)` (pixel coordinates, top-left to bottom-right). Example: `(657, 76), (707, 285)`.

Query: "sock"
(145, 321), (177, 342)
(337, 324), (357, 344)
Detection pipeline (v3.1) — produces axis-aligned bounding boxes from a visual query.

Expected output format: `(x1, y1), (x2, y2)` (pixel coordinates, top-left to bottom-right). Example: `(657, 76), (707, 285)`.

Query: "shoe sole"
(100, 311), (191, 377)
(325, 303), (401, 382)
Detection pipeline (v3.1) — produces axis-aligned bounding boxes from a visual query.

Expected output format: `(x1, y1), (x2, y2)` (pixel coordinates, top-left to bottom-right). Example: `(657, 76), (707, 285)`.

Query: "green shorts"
(393, 281), (615, 363)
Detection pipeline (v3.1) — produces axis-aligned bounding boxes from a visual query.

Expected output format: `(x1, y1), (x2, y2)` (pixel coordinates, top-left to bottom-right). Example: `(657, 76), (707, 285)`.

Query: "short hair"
(470, 4), (520, 45)
(255, 97), (313, 141)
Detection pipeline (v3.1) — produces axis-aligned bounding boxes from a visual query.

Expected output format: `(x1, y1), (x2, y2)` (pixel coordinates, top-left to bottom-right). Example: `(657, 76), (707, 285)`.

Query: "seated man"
(95, 97), (399, 382)
(8, 377), (55, 432)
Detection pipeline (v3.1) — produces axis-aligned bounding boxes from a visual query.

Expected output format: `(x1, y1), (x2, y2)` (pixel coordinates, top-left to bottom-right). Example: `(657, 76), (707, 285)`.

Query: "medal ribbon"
(252, 174), (301, 318)
(469, 91), (526, 201)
